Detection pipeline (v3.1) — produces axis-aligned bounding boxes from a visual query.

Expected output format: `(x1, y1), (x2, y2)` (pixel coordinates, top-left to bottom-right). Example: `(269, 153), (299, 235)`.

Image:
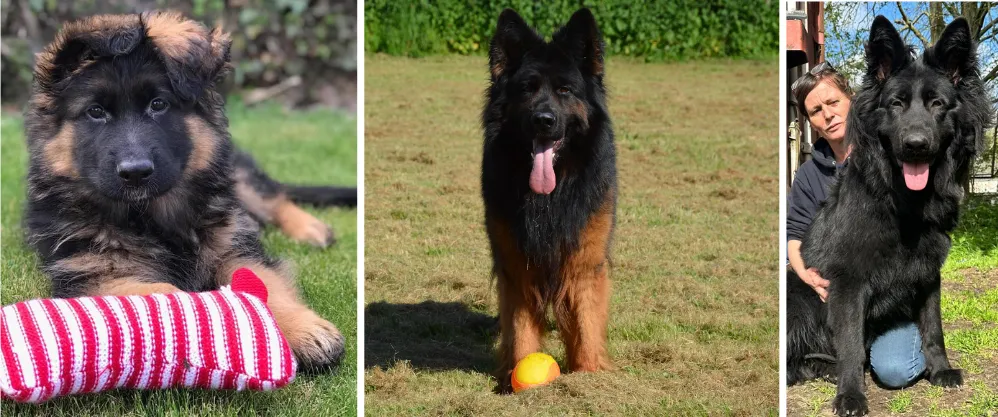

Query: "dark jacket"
(787, 139), (847, 241)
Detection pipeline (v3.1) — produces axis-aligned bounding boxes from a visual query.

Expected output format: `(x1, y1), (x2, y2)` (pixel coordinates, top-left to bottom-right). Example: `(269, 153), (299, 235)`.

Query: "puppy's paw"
(832, 391), (868, 416)
(283, 312), (346, 369)
(277, 203), (336, 248)
(929, 368), (963, 387)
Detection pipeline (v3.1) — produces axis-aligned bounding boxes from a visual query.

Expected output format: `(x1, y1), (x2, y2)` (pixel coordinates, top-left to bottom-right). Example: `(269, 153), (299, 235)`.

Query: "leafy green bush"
(1, 0), (356, 107)
(365, 0), (778, 60)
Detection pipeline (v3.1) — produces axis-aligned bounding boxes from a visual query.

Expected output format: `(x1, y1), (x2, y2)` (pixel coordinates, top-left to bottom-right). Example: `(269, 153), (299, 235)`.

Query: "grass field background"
(0, 102), (358, 416)
(787, 196), (998, 417)
(363, 54), (779, 415)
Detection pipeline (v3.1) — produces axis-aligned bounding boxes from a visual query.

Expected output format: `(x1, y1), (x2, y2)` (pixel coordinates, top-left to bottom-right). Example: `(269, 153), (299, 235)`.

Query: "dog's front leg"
(829, 284), (869, 416)
(919, 278), (962, 387)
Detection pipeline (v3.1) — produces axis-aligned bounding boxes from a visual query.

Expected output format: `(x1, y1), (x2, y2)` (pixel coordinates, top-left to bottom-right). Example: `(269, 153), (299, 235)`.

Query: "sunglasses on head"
(791, 61), (838, 93)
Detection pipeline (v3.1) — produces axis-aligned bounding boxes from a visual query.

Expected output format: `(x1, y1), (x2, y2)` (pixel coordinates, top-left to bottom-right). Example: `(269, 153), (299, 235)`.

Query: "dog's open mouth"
(529, 138), (564, 195)
(901, 161), (930, 191)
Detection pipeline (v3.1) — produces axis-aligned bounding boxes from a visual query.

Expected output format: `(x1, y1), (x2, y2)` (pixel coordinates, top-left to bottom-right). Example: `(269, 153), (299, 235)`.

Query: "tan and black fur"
(481, 8), (617, 392)
(23, 11), (349, 368)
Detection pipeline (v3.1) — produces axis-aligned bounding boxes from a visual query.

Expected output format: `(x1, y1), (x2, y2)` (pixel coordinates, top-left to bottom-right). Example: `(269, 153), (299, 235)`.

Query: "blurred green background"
(365, 0), (779, 60)
(1, 0), (357, 110)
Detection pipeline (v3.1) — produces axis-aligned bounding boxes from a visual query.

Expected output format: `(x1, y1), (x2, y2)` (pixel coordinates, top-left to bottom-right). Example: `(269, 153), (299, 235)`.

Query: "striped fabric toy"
(0, 268), (296, 403)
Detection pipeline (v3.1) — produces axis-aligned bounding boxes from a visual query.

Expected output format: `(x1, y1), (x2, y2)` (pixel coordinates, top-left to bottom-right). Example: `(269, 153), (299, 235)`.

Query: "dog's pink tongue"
(529, 144), (556, 194)
(902, 162), (930, 191)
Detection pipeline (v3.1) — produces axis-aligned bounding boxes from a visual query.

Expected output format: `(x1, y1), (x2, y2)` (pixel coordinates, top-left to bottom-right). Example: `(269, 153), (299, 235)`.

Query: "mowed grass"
(787, 196), (998, 417)
(364, 54), (779, 415)
(0, 102), (358, 416)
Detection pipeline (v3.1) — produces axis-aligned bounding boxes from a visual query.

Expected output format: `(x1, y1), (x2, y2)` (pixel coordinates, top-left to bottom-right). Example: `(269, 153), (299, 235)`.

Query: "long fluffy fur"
(786, 16), (989, 416)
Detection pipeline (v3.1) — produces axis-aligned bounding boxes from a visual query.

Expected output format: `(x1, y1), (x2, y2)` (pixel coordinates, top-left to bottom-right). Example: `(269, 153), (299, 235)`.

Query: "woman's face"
(803, 79), (851, 143)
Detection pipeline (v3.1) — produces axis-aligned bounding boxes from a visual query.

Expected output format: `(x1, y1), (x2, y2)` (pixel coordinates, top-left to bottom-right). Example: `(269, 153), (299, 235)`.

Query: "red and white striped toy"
(0, 268), (296, 403)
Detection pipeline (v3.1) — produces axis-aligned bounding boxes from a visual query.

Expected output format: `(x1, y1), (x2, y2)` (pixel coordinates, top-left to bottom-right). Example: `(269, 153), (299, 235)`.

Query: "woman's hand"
(800, 267), (830, 302)
(788, 240), (831, 302)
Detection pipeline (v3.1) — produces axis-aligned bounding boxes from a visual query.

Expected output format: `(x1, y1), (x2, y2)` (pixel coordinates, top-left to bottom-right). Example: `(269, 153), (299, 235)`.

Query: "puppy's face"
(30, 11), (231, 203)
(64, 47), (193, 201)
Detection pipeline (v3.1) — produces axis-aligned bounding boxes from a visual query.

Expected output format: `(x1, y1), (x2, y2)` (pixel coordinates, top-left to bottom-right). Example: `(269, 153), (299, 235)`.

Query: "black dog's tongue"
(530, 140), (557, 194)
(902, 162), (929, 191)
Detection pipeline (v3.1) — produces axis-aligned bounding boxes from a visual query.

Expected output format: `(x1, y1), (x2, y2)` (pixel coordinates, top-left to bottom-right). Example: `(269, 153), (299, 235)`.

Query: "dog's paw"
(284, 313), (346, 369)
(929, 368), (963, 387)
(493, 373), (514, 395)
(832, 391), (868, 416)
(277, 203), (336, 248)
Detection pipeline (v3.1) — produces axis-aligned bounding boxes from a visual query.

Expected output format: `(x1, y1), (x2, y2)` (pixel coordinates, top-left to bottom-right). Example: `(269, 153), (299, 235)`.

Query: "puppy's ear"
(489, 9), (540, 80)
(553, 8), (605, 77)
(865, 15), (910, 83)
(34, 16), (144, 91)
(142, 11), (231, 102)
(926, 18), (977, 85)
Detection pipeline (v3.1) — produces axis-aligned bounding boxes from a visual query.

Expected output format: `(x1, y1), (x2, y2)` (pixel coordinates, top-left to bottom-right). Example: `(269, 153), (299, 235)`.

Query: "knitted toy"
(0, 268), (296, 403)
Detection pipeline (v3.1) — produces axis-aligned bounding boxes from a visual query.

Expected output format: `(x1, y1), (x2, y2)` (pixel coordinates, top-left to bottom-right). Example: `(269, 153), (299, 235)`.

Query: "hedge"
(364, 0), (779, 60)
(1, 0), (356, 107)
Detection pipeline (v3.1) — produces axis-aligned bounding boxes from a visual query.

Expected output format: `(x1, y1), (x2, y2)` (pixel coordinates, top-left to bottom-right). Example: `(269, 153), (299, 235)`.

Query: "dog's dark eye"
(86, 105), (106, 120)
(557, 86), (571, 95)
(890, 99), (904, 108)
(930, 99), (944, 108)
(149, 98), (169, 113)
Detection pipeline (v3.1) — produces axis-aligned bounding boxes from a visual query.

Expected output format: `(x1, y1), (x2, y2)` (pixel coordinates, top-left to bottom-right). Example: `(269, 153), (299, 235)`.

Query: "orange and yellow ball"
(511, 353), (561, 393)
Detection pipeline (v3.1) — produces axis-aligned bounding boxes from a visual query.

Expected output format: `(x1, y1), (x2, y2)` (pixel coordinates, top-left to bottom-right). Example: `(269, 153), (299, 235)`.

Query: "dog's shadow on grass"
(364, 301), (498, 373)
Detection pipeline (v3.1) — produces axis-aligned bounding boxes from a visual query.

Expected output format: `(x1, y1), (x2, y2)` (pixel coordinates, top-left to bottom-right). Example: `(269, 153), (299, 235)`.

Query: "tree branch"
(896, 2), (930, 47)
(978, 12), (998, 38)
(981, 64), (998, 85)
(942, 2), (960, 18)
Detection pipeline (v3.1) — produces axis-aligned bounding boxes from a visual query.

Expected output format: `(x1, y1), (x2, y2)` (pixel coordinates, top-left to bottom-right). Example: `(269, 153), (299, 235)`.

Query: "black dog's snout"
(117, 159), (154, 186)
(532, 112), (556, 130)
(903, 135), (930, 154)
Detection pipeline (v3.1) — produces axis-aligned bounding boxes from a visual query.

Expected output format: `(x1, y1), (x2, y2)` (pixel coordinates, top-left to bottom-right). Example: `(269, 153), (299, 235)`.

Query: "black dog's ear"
(142, 11), (231, 102)
(865, 15), (910, 83)
(489, 9), (539, 80)
(926, 18), (976, 85)
(553, 8), (605, 77)
(34, 17), (143, 90)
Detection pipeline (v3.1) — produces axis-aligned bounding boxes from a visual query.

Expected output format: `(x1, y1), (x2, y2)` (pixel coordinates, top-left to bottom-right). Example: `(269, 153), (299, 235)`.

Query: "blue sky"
(824, 2), (998, 96)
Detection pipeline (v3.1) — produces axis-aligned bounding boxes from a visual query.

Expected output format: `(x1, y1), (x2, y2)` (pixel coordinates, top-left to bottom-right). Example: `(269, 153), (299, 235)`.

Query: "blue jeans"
(869, 322), (926, 388)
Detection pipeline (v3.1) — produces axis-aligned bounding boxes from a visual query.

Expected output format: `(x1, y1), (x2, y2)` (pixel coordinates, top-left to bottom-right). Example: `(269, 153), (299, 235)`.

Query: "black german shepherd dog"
(787, 16), (988, 416)
(481, 8), (617, 391)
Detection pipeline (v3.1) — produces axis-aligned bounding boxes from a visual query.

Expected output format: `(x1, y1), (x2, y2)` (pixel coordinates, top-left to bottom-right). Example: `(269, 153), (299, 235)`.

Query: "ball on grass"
(511, 352), (561, 393)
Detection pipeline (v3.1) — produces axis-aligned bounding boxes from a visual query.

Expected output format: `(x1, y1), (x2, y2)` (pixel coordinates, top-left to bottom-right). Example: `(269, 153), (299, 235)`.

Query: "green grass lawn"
(363, 54), (779, 415)
(787, 196), (998, 417)
(0, 102), (358, 416)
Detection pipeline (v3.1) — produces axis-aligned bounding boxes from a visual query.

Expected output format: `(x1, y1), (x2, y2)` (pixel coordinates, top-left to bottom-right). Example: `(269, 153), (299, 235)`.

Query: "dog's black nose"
(904, 136), (930, 154)
(532, 112), (556, 130)
(117, 159), (154, 186)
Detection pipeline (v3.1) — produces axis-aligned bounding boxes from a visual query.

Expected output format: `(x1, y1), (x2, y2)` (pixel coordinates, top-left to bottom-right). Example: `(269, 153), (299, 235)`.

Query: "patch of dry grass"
(364, 54), (779, 415)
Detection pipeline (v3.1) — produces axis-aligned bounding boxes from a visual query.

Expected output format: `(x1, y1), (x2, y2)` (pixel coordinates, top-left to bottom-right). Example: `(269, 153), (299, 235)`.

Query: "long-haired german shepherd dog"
(23, 11), (355, 368)
(786, 16), (988, 415)
(482, 8), (616, 391)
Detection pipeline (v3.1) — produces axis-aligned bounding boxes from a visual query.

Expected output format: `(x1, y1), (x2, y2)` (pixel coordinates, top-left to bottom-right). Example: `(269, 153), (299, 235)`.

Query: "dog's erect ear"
(142, 11), (231, 102)
(489, 9), (540, 80)
(926, 18), (977, 85)
(865, 15), (910, 83)
(34, 16), (144, 91)
(553, 8), (605, 77)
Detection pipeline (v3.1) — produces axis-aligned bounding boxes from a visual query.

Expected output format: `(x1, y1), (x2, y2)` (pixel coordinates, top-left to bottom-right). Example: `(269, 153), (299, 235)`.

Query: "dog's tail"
(286, 185), (357, 208)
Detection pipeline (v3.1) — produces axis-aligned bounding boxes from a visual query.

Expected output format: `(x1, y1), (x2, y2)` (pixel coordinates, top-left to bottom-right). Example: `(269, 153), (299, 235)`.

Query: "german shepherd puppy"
(23, 12), (352, 368)
(786, 16), (988, 415)
(482, 8), (617, 391)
